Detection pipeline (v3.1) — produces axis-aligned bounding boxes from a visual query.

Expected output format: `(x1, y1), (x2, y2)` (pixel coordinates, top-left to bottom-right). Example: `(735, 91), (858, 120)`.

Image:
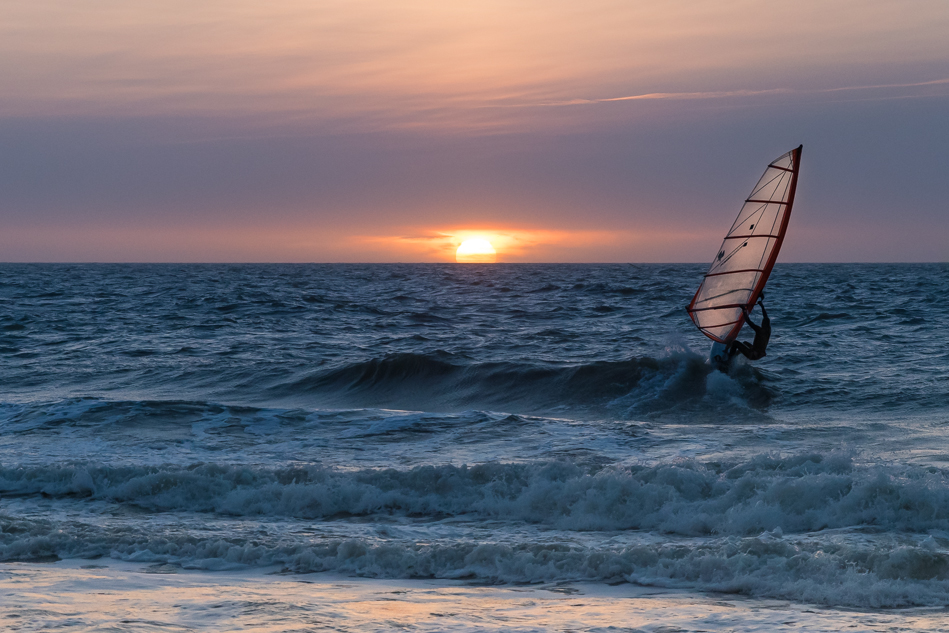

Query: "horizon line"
(0, 261), (944, 266)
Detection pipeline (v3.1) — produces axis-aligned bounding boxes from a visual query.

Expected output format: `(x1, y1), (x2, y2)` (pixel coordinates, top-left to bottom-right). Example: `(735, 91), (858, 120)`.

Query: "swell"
(8, 454), (949, 607)
(268, 352), (773, 418)
(5, 453), (949, 535)
(3, 517), (949, 608)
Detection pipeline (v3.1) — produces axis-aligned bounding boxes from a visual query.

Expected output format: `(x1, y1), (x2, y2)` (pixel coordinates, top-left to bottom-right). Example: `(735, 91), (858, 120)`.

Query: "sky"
(1, 0), (947, 262)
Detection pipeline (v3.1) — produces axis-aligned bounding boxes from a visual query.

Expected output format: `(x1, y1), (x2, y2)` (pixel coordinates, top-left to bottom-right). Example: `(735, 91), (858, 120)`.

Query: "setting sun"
(455, 238), (497, 263)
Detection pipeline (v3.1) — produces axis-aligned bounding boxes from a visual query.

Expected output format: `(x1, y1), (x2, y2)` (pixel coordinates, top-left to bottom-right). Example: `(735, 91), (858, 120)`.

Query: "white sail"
(687, 145), (802, 343)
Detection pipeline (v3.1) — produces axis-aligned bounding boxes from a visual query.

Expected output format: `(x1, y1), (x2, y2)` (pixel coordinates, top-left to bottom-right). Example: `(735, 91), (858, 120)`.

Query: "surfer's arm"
(758, 302), (768, 319)
(741, 306), (761, 333)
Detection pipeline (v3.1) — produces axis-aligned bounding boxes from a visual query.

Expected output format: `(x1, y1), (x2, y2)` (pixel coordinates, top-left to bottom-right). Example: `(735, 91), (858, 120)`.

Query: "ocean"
(2, 263), (948, 632)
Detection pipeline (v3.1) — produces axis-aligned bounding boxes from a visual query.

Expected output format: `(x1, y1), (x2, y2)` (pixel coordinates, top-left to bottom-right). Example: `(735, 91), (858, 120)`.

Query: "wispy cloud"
(548, 88), (791, 107)
(547, 77), (949, 108)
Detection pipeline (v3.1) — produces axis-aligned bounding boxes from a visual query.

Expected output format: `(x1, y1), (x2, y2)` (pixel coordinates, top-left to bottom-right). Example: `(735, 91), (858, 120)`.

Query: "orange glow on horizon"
(356, 227), (663, 262)
(2, 221), (923, 263)
(0, 223), (722, 263)
(455, 238), (497, 263)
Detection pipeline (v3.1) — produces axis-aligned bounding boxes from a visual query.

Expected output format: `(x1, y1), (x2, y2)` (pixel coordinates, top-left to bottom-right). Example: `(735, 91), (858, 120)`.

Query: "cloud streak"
(540, 77), (949, 108)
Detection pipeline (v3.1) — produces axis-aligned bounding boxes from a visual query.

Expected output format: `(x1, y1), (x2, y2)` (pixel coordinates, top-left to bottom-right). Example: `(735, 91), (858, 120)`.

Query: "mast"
(752, 144), (802, 305)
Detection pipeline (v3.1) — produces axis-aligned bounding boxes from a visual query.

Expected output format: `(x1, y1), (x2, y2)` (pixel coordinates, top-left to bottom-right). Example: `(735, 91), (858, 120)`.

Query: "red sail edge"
(686, 145), (802, 344)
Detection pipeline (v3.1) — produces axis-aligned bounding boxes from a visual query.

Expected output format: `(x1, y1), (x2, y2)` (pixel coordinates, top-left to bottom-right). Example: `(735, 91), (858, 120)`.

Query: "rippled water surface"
(2, 263), (949, 629)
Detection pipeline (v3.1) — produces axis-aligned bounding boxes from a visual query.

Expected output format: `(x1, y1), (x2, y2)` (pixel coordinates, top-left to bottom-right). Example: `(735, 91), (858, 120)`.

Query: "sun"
(456, 238), (497, 263)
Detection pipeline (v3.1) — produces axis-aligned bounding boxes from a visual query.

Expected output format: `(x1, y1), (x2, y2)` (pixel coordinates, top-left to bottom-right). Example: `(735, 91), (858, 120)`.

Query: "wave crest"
(5, 454), (949, 534)
(271, 352), (771, 418)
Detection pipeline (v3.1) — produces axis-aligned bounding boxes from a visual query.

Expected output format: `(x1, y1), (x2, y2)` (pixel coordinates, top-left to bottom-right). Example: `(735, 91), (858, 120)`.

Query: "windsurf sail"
(686, 145), (802, 343)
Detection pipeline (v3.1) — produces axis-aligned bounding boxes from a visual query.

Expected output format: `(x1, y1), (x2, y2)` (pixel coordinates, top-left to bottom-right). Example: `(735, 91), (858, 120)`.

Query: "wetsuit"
(728, 302), (770, 361)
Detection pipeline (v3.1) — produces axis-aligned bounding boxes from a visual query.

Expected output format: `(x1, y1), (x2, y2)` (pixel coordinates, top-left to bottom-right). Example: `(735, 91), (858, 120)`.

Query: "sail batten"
(686, 145), (802, 343)
(703, 268), (767, 278)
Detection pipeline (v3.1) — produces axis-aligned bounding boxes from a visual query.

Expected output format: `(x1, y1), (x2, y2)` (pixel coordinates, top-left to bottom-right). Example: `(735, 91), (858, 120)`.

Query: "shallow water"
(2, 263), (949, 628)
(5, 561), (949, 633)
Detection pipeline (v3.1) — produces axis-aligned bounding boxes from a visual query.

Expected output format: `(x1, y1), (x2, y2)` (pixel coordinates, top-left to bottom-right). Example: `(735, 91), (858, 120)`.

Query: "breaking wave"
(3, 519), (949, 608)
(270, 352), (772, 418)
(6, 453), (949, 607)
(4, 453), (949, 534)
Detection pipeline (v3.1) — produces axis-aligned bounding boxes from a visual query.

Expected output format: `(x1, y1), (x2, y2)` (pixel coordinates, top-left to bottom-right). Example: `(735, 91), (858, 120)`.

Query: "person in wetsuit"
(727, 295), (771, 361)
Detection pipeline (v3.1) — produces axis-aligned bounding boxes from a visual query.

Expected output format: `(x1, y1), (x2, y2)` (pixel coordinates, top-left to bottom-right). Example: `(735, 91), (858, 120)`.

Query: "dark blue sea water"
(2, 263), (949, 613)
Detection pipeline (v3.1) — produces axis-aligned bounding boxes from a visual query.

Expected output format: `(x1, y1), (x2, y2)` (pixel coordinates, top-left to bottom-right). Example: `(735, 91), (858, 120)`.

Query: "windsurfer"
(727, 296), (771, 361)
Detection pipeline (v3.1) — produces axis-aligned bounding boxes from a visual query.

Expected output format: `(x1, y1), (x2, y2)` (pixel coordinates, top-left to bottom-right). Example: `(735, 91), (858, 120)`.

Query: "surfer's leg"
(729, 341), (754, 359)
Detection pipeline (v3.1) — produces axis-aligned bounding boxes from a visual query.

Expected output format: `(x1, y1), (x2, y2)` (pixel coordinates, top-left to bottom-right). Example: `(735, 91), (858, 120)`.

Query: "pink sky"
(1, 0), (947, 261)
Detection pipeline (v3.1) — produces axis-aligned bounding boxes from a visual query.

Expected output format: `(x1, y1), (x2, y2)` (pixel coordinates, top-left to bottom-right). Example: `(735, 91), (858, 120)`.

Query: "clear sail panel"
(687, 148), (800, 342)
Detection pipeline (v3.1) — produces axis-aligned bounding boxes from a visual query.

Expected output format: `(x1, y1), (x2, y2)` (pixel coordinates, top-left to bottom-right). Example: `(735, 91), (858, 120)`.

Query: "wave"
(2, 518), (948, 608)
(4, 454), (949, 535)
(269, 352), (772, 418)
(8, 453), (949, 606)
